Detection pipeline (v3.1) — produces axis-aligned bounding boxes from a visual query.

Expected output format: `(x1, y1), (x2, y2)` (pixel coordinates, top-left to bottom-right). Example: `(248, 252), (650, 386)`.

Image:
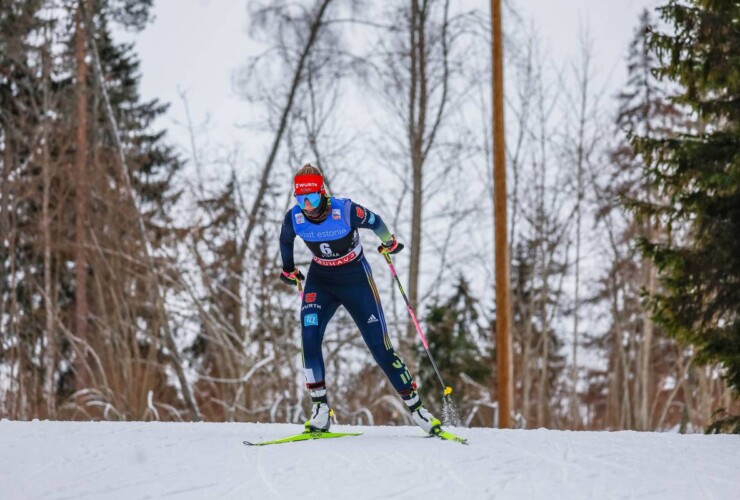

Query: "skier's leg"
(342, 261), (441, 432)
(300, 275), (339, 431)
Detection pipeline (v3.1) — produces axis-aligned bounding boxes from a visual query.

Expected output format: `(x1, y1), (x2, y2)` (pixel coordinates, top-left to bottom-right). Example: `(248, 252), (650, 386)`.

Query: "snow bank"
(1, 421), (738, 499)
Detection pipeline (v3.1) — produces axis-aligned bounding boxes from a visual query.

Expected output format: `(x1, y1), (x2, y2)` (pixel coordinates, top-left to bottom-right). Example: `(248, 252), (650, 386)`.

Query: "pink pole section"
(387, 261), (428, 347)
(384, 253), (450, 394)
(408, 306), (430, 350)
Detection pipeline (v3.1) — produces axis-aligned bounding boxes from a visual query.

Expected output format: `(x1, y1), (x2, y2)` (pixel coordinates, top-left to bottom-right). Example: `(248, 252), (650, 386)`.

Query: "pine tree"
(0, 0), (70, 418)
(633, 0), (740, 431)
(420, 276), (491, 418)
(68, 3), (184, 418)
(591, 9), (688, 431)
(0, 1), (184, 420)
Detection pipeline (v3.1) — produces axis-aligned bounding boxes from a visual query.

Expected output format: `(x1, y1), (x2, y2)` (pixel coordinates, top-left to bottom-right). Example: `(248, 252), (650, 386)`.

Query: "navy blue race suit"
(279, 197), (421, 409)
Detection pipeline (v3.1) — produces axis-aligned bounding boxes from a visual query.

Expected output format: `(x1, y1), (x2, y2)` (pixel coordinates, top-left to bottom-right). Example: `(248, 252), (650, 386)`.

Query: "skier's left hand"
(378, 235), (404, 255)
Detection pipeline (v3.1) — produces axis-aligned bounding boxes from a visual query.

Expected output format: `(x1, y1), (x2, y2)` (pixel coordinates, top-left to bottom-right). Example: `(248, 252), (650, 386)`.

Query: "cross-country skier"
(279, 163), (441, 435)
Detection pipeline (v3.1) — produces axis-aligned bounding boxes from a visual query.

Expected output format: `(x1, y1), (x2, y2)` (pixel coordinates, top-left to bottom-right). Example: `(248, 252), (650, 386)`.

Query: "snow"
(1, 421), (739, 500)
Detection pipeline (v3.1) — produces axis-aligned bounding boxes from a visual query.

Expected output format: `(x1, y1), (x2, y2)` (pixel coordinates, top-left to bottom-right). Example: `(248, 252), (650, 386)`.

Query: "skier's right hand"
(279, 268), (305, 286)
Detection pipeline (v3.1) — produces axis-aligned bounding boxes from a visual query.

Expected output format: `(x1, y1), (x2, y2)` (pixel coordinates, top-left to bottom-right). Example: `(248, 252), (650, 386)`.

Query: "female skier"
(279, 164), (441, 434)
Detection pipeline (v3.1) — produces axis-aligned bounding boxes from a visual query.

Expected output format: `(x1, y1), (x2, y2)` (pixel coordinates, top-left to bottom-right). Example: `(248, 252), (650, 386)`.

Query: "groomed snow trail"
(1, 421), (738, 499)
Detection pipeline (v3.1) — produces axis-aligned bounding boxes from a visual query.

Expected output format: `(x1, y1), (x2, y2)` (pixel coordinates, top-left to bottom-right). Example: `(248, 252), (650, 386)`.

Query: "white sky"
(514, 0), (663, 73)
(122, 0), (663, 328)
(123, 0), (663, 157)
(115, 0), (667, 376)
(119, 1), (253, 150)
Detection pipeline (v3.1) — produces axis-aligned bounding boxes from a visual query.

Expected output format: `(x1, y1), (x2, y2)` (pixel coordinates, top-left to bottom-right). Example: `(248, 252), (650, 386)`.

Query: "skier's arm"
(279, 211), (298, 271)
(349, 202), (403, 254)
(349, 202), (392, 242)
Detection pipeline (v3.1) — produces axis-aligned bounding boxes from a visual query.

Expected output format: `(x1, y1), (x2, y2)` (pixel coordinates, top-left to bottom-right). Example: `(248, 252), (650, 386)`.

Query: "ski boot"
(304, 402), (332, 432)
(412, 405), (442, 434)
(399, 384), (442, 434)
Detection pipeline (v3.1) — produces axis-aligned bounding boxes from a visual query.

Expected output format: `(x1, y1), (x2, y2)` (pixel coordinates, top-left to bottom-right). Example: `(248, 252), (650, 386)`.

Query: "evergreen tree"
(0, 0), (71, 418)
(76, 6), (185, 418)
(420, 276), (491, 417)
(634, 0), (740, 430)
(590, 10), (688, 431)
(0, 0), (183, 419)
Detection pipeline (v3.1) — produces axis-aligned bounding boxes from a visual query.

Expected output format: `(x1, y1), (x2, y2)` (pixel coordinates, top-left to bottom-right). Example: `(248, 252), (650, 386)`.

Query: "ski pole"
(382, 252), (453, 396)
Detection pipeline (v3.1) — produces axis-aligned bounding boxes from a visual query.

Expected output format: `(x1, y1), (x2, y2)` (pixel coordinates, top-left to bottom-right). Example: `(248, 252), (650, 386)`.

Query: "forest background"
(1, 0), (738, 432)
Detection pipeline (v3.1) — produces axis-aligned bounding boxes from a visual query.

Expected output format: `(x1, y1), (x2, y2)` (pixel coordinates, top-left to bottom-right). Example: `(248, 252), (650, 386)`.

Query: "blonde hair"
(295, 163), (322, 177)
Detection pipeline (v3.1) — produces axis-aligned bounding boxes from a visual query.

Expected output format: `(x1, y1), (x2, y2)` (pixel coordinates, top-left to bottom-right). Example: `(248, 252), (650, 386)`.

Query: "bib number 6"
(320, 243), (332, 256)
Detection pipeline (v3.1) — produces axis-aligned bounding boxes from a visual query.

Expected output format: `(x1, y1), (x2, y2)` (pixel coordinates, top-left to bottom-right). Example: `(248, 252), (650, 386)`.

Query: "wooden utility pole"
(491, 0), (513, 429)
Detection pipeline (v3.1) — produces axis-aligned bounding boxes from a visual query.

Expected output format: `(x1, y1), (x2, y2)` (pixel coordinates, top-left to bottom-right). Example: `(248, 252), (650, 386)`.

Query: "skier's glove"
(280, 268), (305, 286)
(377, 235), (404, 255)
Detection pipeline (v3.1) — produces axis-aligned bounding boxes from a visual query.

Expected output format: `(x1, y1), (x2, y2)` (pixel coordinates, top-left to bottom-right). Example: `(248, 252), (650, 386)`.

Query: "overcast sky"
(117, 0), (665, 363)
(123, 0), (663, 158)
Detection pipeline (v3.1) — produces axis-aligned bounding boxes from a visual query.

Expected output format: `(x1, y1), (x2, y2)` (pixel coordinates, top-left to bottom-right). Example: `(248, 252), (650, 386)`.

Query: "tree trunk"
(537, 255), (551, 428)
(74, 4), (89, 390)
(521, 304), (533, 426)
(569, 35), (593, 429)
(570, 126), (583, 429)
(696, 366), (710, 425)
(655, 348), (687, 429)
(407, 0), (426, 349)
(0, 114), (11, 334)
(3, 115), (18, 417)
(571, 240), (581, 427)
(637, 259), (655, 430)
(637, 32), (655, 432)
(42, 35), (56, 418)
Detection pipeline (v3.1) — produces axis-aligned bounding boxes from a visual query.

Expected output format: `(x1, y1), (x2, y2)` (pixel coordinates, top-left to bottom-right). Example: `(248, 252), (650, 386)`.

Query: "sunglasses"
(296, 192), (322, 210)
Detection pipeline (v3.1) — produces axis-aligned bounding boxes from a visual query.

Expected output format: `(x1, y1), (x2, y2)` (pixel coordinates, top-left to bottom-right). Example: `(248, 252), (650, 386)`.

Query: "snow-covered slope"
(1, 421), (738, 499)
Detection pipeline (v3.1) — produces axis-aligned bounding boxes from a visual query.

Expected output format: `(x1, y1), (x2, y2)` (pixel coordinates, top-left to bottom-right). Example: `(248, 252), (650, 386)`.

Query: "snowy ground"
(1, 421), (739, 500)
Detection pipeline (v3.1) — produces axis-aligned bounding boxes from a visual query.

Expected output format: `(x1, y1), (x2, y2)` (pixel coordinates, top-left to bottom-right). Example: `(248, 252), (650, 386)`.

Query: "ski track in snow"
(1, 421), (739, 500)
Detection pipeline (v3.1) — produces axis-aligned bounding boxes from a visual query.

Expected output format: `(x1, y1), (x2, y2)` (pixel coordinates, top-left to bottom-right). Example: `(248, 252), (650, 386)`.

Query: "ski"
(432, 427), (468, 445)
(243, 430), (362, 447)
(243, 428), (466, 446)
